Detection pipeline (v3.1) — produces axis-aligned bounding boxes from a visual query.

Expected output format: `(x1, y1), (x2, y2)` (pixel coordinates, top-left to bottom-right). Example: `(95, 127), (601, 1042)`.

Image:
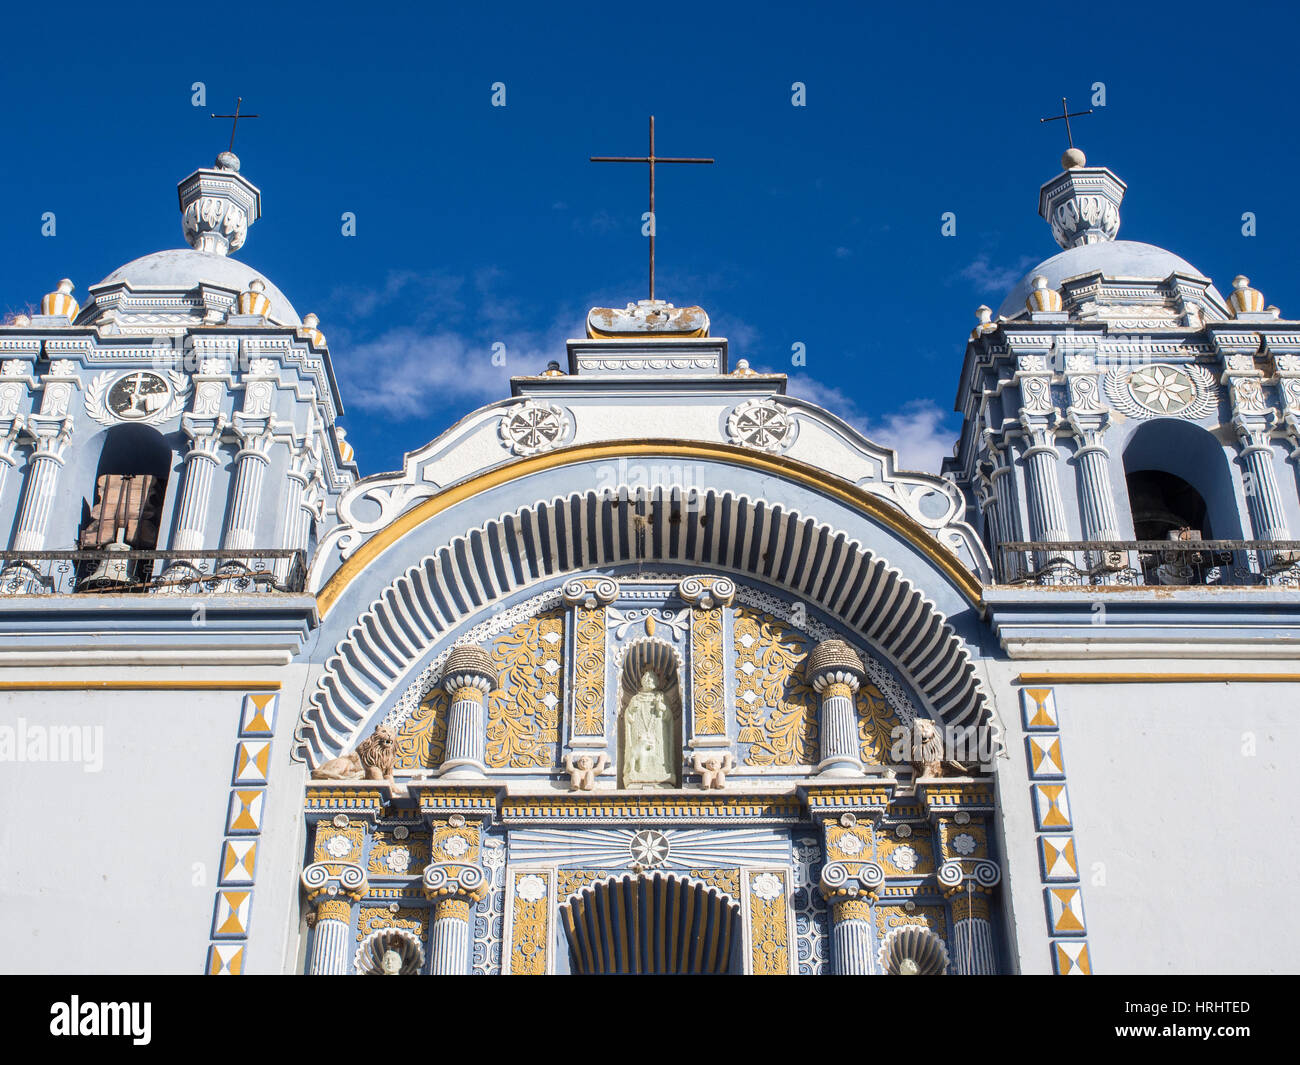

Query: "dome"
(93, 248), (301, 326)
(998, 240), (1224, 320)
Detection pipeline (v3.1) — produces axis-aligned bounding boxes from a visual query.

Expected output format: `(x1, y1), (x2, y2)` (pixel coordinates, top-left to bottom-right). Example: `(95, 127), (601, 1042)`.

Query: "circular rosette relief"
(725, 398), (796, 453)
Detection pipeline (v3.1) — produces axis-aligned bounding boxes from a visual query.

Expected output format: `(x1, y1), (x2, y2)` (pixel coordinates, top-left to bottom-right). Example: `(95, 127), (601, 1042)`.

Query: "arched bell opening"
(559, 872), (741, 975)
(77, 424), (173, 590)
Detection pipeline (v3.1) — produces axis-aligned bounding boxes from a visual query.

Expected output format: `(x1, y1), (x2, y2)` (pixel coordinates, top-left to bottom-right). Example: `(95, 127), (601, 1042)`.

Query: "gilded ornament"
(485, 609), (565, 766)
(571, 606), (607, 737)
(748, 869), (790, 974)
(690, 605), (727, 735)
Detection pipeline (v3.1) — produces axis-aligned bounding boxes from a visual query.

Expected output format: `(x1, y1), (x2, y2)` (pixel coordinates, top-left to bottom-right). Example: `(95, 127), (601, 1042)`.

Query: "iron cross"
(211, 97), (261, 153)
(1039, 96), (1092, 149)
(591, 116), (713, 301)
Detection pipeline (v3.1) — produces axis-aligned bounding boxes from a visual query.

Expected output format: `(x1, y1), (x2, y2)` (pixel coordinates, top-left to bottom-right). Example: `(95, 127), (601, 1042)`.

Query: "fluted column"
(429, 898), (471, 974)
(12, 361), (78, 552)
(12, 435), (68, 551)
(808, 639), (866, 777)
(949, 889), (998, 975)
(439, 643), (500, 778)
(222, 431), (272, 551)
(1225, 354), (1292, 572)
(422, 862), (489, 975)
(301, 861), (368, 975)
(1020, 427), (1070, 543)
(990, 450), (1025, 581)
(937, 858), (1002, 975)
(172, 434), (223, 551)
(830, 898), (878, 975)
(819, 858), (884, 975)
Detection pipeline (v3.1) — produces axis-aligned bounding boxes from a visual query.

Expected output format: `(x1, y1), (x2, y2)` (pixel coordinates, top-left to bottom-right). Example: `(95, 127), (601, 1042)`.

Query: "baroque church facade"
(0, 143), (1295, 975)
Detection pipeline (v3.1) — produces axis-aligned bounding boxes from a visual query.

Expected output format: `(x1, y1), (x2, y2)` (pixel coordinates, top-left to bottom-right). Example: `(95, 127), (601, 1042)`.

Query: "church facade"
(1, 145), (1295, 975)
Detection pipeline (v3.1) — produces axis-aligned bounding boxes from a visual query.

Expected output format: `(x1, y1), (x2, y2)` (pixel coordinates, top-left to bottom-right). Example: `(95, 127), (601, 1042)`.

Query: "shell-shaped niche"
(618, 636), (682, 694)
(877, 925), (950, 975)
(354, 927), (425, 975)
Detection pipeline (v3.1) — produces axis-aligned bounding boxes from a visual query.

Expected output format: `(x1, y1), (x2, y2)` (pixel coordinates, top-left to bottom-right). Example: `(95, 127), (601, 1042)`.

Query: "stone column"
(422, 862), (489, 975)
(819, 860), (885, 975)
(222, 431), (272, 551)
(989, 446), (1025, 581)
(949, 888), (998, 976)
(1065, 353), (1122, 544)
(172, 365), (231, 552)
(301, 861), (368, 975)
(0, 357), (37, 510)
(172, 432), (223, 551)
(12, 360), (78, 552)
(830, 898), (878, 975)
(807, 639), (866, 777)
(938, 858), (1001, 975)
(11, 434), (68, 551)
(439, 643), (500, 778)
(1225, 353), (1291, 571)
(1020, 424), (1070, 543)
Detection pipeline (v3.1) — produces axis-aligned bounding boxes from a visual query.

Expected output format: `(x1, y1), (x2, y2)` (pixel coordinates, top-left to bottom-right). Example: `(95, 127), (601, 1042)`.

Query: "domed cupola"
(997, 148), (1231, 328)
(78, 150), (301, 333)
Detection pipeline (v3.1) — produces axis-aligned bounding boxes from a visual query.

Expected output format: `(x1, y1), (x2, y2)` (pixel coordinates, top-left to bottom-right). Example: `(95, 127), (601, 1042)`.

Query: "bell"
(79, 530), (135, 591)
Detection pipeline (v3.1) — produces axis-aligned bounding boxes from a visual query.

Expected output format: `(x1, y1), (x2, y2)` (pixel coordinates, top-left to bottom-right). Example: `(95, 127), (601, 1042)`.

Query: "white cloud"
(786, 377), (956, 475)
(958, 253), (1035, 295)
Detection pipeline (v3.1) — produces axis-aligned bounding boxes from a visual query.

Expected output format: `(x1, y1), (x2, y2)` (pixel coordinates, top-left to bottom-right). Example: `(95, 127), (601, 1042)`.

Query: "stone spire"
(176, 151), (262, 256)
(1037, 150), (1126, 250)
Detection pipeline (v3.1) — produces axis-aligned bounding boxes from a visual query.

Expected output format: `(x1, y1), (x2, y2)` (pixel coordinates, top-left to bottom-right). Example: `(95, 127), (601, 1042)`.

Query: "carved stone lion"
(909, 719), (968, 780)
(312, 726), (397, 783)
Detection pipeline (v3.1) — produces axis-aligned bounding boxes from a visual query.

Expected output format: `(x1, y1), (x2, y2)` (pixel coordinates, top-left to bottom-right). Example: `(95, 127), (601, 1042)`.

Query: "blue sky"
(3, 1), (1299, 477)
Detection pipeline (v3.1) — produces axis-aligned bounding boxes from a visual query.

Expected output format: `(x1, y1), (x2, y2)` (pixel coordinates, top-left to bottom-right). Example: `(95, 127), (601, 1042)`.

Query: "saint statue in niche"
(621, 670), (678, 788)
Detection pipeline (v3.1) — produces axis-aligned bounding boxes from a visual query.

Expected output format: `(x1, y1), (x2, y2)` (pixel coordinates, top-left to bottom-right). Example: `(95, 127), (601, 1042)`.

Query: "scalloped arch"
(295, 486), (994, 767)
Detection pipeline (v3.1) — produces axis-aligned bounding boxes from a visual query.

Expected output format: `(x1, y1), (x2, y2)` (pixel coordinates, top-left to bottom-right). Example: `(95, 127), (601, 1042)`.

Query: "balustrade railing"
(995, 540), (1300, 587)
(0, 548), (306, 596)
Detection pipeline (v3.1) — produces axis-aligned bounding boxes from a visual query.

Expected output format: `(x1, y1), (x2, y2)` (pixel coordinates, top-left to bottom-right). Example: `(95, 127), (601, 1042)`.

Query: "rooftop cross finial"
(1039, 96), (1093, 150)
(590, 116), (714, 302)
(210, 96), (261, 154)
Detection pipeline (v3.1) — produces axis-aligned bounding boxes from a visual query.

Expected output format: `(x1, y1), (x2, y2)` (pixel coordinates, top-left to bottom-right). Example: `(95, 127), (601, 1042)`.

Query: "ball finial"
(1061, 147), (1086, 170)
(215, 151), (241, 172)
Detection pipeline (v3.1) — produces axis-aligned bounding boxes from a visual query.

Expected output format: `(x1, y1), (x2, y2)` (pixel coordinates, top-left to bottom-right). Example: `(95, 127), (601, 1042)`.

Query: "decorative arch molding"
(295, 487), (996, 768)
(559, 871), (741, 975)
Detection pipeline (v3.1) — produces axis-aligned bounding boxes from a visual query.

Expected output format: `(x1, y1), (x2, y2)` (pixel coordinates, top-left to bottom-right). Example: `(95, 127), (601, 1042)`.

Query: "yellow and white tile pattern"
(1020, 686), (1091, 974)
(205, 692), (279, 975)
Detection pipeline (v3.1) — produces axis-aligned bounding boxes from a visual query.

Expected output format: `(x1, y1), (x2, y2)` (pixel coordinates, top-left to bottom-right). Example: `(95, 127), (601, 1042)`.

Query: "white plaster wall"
(986, 658), (1300, 975)
(0, 689), (235, 974)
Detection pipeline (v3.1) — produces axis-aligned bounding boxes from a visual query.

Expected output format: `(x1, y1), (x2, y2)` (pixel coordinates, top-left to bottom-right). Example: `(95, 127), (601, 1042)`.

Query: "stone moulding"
(294, 487), (997, 768)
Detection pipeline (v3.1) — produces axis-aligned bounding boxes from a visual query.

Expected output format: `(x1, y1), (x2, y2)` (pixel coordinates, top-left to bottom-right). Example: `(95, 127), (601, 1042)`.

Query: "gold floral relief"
(367, 834), (431, 877)
(938, 821), (988, 862)
(856, 683), (901, 766)
(486, 609), (565, 767)
(689, 868), (742, 897)
(313, 821), (365, 864)
(748, 869), (790, 975)
(877, 833), (935, 877)
(429, 819), (481, 863)
(825, 822), (873, 861)
(571, 606), (606, 737)
(691, 607), (727, 735)
(874, 904), (948, 942)
(357, 905), (428, 941)
(510, 873), (550, 975)
(394, 689), (449, 771)
(733, 609), (818, 765)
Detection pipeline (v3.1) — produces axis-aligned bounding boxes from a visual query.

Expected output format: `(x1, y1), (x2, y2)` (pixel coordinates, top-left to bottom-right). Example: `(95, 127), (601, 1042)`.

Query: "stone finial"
(732, 358), (757, 376)
(1026, 275), (1063, 314)
(970, 305), (996, 339)
(806, 638), (865, 689)
(1061, 147), (1086, 170)
(586, 299), (709, 339)
(334, 426), (354, 464)
(1228, 276), (1266, 316)
(236, 278), (272, 318)
(442, 643), (499, 690)
(177, 154), (262, 256)
(301, 312), (326, 348)
(541, 360), (564, 377)
(41, 279), (79, 320)
(1038, 164), (1126, 249)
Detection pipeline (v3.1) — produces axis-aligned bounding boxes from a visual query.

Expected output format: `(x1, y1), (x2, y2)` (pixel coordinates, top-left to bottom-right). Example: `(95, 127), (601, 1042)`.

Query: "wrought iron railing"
(996, 540), (1300, 587)
(0, 548), (307, 596)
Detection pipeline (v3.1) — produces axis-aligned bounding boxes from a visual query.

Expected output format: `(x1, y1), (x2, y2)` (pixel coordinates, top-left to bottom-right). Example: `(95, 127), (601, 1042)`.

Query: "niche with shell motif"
(617, 638), (682, 789)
